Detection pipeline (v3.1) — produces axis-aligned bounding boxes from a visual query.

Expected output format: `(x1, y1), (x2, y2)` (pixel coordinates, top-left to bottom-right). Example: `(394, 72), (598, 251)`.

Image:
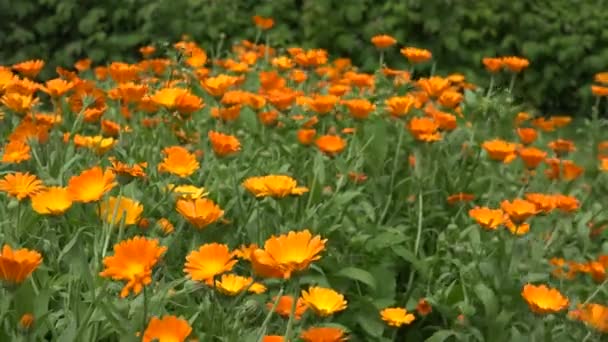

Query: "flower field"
(2, 16), (608, 342)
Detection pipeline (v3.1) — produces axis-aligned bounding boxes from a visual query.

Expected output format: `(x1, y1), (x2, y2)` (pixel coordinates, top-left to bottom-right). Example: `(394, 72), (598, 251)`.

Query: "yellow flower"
(31, 187), (73, 215)
(301, 286), (347, 317)
(0, 172), (44, 200)
(242, 175), (308, 198)
(380, 307), (416, 327)
(98, 196), (144, 226)
(521, 283), (569, 314)
(0, 244), (43, 285)
(184, 243), (237, 285)
(214, 273), (263, 296)
(176, 198), (224, 229)
(157, 146), (199, 178)
(167, 184), (208, 200)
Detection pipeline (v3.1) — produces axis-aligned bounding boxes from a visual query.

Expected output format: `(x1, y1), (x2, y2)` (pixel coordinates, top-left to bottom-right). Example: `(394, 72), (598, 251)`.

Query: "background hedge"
(1, 0), (607, 114)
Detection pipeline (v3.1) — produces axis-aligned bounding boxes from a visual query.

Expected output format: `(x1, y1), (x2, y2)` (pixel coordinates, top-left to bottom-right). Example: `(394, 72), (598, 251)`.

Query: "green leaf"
(335, 267), (377, 291)
(425, 330), (458, 342)
(391, 245), (428, 278)
(474, 283), (499, 317)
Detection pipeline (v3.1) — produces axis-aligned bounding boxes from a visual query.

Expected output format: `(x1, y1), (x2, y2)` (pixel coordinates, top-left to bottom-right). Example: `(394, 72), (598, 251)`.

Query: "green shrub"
(1, 0), (607, 113)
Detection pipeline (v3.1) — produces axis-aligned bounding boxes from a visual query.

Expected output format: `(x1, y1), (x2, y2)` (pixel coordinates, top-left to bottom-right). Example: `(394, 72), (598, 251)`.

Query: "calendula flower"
(521, 284), (568, 314)
(167, 184), (208, 200)
(19, 313), (34, 331)
(242, 175), (308, 198)
(251, 229), (326, 279)
(380, 307), (416, 327)
(548, 139), (576, 156)
(208, 131), (241, 157)
(307, 94), (339, 115)
(108, 62), (141, 83)
(1, 92), (37, 114)
(31, 187), (73, 215)
(151, 87), (204, 115)
(438, 90), (463, 108)
(447, 193), (475, 205)
(156, 218), (175, 235)
(502, 56), (530, 73)
(553, 194), (579, 213)
(505, 219), (530, 236)
(517, 128), (538, 145)
(109, 157), (147, 180)
(501, 199), (538, 223)
(143, 315), (192, 342)
(301, 286), (347, 316)
(408, 117), (441, 142)
(263, 336), (285, 342)
(201, 74), (240, 97)
(184, 243), (237, 285)
(158, 146), (199, 178)
(215, 274), (264, 296)
(176, 198), (224, 229)
(592, 85), (608, 97)
(297, 129), (316, 145)
(98, 196), (144, 226)
(342, 98), (375, 120)
(253, 15), (274, 30)
(300, 327), (347, 342)
(572, 303), (608, 333)
(482, 57), (503, 73)
(67, 166), (116, 203)
(385, 95), (416, 117)
(371, 34), (397, 49)
(469, 207), (504, 230)
(12, 59), (44, 78)
(0, 172), (44, 200)
(315, 135), (347, 155)
(524, 193), (556, 213)
(518, 147), (547, 169)
(268, 295), (308, 319)
(416, 298), (432, 316)
(401, 47), (432, 63)
(99, 236), (166, 298)
(482, 139), (517, 163)
(0, 245), (43, 285)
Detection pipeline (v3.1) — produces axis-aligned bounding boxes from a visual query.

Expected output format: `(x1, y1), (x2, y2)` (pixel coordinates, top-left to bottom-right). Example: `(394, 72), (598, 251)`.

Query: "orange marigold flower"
(401, 47), (432, 63)
(263, 336), (285, 342)
(447, 193), (475, 205)
(380, 307), (416, 327)
(438, 90), (463, 108)
(42, 78), (73, 97)
(98, 196), (144, 226)
(518, 147), (547, 169)
(251, 229), (326, 279)
(99, 236), (166, 298)
(297, 129), (316, 145)
(301, 286), (347, 317)
(12, 59), (45, 78)
(158, 146), (199, 178)
(234, 243), (259, 261)
(417, 76), (450, 98)
(109, 157), (147, 180)
(156, 218), (175, 235)
(385, 95), (417, 117)
(573, 303), (608, 333)
(371, 34), (397, 49)
(591, 85), (608, 97)
(524, 193), (556, 213)
(315, 135), (347, 155)
(516, 128), (538, 145)
(307, 95), (339, 115)
(272, 56), (295, 70)
(595, 72), (608, 85)
(74, 58), (92, 72)
(211, 105), (242, 122)
(549, 115), (571, 128)
(2, 139), (31, 164)
(108, 62), (141, 84)
(268, 295), (308, 320)
(184, 243), (237, 284)
(521, 283), (568, 314)
(201, 74), (240, 97)
(548, 139), (575, 156)
(342, 98), (375, 120)
(562, 160), (584, 181)
(1, 93), (37, 113)
(67, 166), (117, 203)
(208, 131), (241, 157)
(416, 298), (432, 316)
(505, 219), (530, 236)
(111, 82), (148, 103)
(167, 184), (208, 200)
(259, 110), (279, 126)
(19, 313), (34, 331)
(215, 273), (265, 296)
(482, 139), (517, 163)
(482, 57), (503, 73)
(501, 199), (538, 223)
(0, 172), (44, 200)
(553, 194), (579, 213)
(242, 175), (308, 198)
(290, 69), (308, 83)
(300, 327), (347, 342)
(469, 207), (504, 230)
(0, 245), (42, 285)
(143, 315), (192, 342)
(31, 187), (73, 215)
(408, 117), (441, 142)
(175, 196), (223, 228)
(502, 56), (530, 73)
(253, 15), (274, 30)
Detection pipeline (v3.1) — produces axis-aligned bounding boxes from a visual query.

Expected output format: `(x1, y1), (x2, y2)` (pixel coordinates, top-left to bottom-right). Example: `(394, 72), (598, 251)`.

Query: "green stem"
(257, 286), (284, 342)
(379, 125), (405, 223)
(283, 279), (300, 341)
(508, 73), (517, 94)
(379, 51), (384, 70)
(141, 286), (148, 340)
(486, 75), (495, 98)
(583, 277), (608, 304)
(414, 192), (424, 254)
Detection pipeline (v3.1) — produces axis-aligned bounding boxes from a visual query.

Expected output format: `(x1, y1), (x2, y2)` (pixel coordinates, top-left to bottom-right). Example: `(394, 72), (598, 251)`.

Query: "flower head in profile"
(167, 184), (208, 200)
(408, 117), (441, 142)
(0, 245), (43, 285)
(251, 230), (326, 279)
(109, 157), (147, 180)
(501, 199), (538, 223)
(68, 166), (116, 203)
(518, 147), (547, 169)
(315, 135), (347, 155)
(482, 57), (503, 73)
(184, 243), (237, 285)
(268, 295), (308, 320)
(0, 172), (44, 200)
(301, 286), (347, 317)
(571, 303), (608, 333)
(201, 74), (240, 97)
(2, 139), (31, 163)
(371, 34), (397, 49)
(401, 47), (432, 63)
(447, 193), (475, 205)
(300, 327), (348, 342)
(469, 207), (504, 230)
(176, 198), (224, 229)
(502, 56), (530, 73)
(253, 15), (274, 30)
(342, 98), (375, 120)
(143, 315), (192, 342)
(12, 59), (45, 78)
(99, 236), (166, 298)
(158, 146), (199, 178)
(385, 95), (416, 117)
(517, 128), (538, 145)
(215, 274), (265, 296)
(482, 139), (517, 163)
(98, 196), (144, 226)
(208, 131), (241, 157)
(380, 307), (416, 327)
(242, 175), (308, 198)
(31, 187), (73, 215)
(521, 283), (568, 314)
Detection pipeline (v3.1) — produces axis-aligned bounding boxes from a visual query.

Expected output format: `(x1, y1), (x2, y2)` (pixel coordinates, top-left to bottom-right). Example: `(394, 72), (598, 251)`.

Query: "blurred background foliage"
(0, 0), (607, 114)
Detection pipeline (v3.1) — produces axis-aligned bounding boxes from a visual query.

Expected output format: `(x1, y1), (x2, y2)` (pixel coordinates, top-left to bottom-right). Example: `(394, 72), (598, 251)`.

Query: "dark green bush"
(1, 0), (606, 113)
